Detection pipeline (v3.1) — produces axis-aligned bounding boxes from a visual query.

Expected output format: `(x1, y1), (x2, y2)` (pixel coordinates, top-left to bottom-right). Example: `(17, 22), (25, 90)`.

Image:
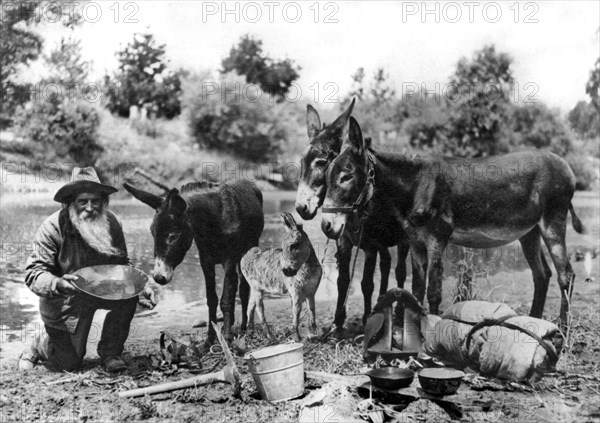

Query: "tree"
(0, 1), (83, 125)
(586, 57), (600, 112)
(343, 67), (400, 145)
(568, 100), (600, 140)
(221, 35), (300, 101)
(445, 45), (514, 157)
(405, 45), (514, 157)
(43, 36), (89, 84)
(104, 32), (182, 119)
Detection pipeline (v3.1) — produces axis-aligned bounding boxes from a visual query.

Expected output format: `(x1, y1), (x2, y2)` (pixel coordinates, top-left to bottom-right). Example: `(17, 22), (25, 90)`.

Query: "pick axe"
(118, 322), (241, 398)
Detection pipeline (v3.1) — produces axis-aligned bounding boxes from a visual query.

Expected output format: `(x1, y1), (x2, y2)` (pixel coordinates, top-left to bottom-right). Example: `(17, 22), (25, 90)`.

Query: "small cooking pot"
(366, 367), (414, 390)
(418, 368), (465, 395)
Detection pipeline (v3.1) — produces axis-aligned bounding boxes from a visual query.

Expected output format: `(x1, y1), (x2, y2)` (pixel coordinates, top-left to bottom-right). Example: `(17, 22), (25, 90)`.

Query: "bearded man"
(19, 167), (155, 372)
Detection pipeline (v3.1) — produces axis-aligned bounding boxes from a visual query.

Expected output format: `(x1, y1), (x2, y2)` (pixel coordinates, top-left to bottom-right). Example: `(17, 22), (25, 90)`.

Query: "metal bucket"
(244, 343), (304, 402)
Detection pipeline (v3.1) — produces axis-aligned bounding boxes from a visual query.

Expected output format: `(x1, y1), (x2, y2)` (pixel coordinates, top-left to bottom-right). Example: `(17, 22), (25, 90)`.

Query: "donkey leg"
(256, 295), (273, 340)
(425, 239), (446, 315)
(237, 264), (250, 332)
(361, 249), (377, 324)
(379, 248), (391, 296)
(519, 226), (552, 318)
(221, 259), (239, 343)
(395, 241), (410, 289)
(201, 259), (218, 345)
(292, 295), (303, 341)
(334, 236), (352, 329)
(393, 242), (409, 323)
(246, 288), (257, 332)
(307, 296), (318, 337)
(411, 242), (428, 304)
(540, 211), (575, 327)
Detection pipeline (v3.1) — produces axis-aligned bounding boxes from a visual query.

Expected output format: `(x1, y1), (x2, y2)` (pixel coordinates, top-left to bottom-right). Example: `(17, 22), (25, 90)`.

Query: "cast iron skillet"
(366, 367), (415, 390)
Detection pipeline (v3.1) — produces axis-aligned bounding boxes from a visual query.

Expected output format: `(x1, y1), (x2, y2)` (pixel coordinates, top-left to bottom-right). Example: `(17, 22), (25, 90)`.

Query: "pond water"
(1, 190), (598, 332)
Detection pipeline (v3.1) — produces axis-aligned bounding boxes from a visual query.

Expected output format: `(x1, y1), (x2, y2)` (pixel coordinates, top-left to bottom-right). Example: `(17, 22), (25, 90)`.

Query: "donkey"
(123, 180), (264, 345)
(322, 117), (585, 327)
(295, 99), (421, 329)
(241, 212), (322, 341)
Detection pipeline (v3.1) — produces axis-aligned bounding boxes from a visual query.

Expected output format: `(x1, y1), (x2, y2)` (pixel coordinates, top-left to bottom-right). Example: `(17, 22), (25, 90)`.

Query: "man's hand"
(55, 274), (82, 296)
(139, 283), (157, 310)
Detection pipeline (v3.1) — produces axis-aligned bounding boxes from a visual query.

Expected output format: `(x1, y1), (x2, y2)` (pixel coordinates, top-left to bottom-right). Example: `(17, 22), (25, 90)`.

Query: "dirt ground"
(1, 261), (600, 423)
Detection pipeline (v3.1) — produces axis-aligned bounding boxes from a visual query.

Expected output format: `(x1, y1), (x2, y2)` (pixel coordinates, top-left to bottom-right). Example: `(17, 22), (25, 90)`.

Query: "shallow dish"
(418, 368), (465, 395)
(367, 367), (415, 390)
(72, 265), (148, 300)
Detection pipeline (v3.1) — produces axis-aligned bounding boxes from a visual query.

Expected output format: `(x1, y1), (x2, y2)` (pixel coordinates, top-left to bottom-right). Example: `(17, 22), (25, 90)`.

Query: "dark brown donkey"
(322, 117), (585, 326)
(124, 180), (264, 344)
(295, 99), (420, 328)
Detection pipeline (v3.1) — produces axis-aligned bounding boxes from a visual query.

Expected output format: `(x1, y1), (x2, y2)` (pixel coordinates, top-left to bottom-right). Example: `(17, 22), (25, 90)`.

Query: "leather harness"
(321, 152), (376, 232)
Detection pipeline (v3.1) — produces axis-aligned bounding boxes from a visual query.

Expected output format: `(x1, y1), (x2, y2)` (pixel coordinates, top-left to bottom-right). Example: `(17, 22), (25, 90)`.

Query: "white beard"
(69, 205), (122, 257)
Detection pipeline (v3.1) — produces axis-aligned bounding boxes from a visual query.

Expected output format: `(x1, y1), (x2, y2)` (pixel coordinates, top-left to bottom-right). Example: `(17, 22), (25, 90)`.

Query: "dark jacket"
(25, 208), (129, 333)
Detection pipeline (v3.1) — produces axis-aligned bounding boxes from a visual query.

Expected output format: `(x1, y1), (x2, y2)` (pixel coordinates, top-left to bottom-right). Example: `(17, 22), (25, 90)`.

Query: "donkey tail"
(569, 203), (586, 234)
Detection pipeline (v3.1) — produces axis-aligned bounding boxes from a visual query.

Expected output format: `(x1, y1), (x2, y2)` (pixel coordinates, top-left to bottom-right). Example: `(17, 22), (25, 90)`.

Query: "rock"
(298, 381), (363, 423)
(401, 399), (453, 422)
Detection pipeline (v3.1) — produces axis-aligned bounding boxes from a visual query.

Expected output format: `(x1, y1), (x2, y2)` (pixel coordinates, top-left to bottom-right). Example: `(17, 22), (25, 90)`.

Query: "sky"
(27, 0), (600, 113)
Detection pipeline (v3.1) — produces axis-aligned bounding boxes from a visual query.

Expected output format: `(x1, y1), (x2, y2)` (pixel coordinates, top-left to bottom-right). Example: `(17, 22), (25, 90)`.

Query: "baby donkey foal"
(241, 212), (322, 341)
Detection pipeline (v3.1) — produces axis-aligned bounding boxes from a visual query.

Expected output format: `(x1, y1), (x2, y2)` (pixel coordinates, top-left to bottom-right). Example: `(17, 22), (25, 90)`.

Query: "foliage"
(184, 72), (292, 162)
(221, 35), (300, 101)
(405, 45), (515, 158)
(509, 103), (573, 156)
(586, 58), (600, 112)
(14, 98), (102, 165)
(568, 101), (600, 140)
(444, 45), (514, 157)
(565, 153), (597, 191)
(0, 1), (83, 126)
(403, 93), (450, 154)
(343, 67), (402, 146)
(104, 32), (183, 119)
(42, 36), (89, 84)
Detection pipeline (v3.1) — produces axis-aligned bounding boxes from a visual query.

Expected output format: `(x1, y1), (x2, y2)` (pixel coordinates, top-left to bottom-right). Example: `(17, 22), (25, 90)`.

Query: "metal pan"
(72, 265), (149, 300)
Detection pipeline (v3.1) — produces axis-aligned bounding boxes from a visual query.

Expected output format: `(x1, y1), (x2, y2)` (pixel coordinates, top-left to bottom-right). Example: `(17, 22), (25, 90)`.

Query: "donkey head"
(123, 183), (194, 285)
(280, 212), (311, 277)
(295, 98), (356, 220)
(321, 117), (373, 239)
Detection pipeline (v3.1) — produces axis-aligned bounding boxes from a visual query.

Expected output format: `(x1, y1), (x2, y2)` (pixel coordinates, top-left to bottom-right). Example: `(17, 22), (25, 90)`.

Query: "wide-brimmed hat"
(54, 166), (118, 203)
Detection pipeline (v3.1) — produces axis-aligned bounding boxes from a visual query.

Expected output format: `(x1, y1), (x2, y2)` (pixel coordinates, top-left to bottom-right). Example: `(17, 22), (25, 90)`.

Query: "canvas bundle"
(421, 301), (564, 381)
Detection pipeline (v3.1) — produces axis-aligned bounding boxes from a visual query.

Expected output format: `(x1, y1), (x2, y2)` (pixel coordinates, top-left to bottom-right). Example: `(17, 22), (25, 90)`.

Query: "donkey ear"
(123, 183), (163, 210)
(167, 189), (188, 215)
(326, 97), (356, 148)
(347, 116), (365, 155)
(280, 212), (297, 231)
(306, 105), (322, 139)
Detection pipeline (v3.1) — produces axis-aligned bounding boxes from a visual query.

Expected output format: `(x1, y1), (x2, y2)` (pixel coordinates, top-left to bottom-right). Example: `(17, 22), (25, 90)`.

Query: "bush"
(96, 110), (242, 190)
(184, 72), (291, 162)
(508, 103), (574, 156)
(14, 98), (102, 165)
(565, 152), (597, 191)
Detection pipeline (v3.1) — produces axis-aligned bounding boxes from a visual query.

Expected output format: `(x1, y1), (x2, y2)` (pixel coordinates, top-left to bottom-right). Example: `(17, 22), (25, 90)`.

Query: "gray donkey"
(241, 212), (322, 341)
